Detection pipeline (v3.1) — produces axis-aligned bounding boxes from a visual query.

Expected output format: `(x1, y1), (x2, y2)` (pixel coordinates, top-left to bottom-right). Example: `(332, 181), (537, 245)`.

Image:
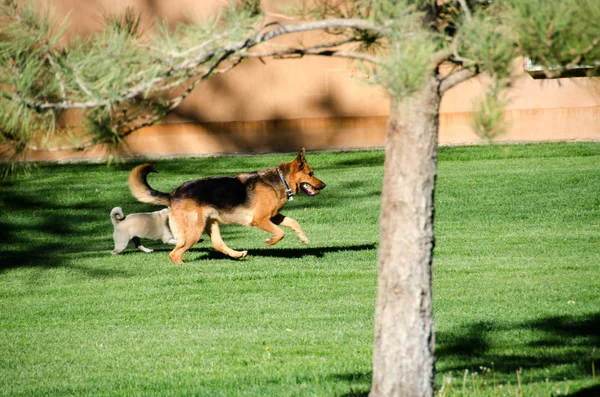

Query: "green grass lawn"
(0, 142), (599, 396)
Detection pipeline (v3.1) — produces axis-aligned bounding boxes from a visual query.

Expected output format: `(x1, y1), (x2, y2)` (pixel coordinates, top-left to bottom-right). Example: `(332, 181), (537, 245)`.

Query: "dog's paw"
(232, 250), (248, 259)
(265, 235), (284, 246)
(299, 235), (309, 244)
(168, 252), (184, 264)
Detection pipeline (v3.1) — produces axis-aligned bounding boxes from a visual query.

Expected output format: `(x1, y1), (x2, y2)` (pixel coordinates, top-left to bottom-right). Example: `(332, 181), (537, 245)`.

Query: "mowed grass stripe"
(1, 143), (599, 396)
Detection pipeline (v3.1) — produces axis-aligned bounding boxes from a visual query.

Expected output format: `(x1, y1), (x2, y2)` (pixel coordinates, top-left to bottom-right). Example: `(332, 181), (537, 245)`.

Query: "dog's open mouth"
(300, 182), (319, 196)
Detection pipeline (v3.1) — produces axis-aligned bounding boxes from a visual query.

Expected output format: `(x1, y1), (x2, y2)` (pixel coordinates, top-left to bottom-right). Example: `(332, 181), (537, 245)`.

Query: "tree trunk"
(370, 77), (441, 397)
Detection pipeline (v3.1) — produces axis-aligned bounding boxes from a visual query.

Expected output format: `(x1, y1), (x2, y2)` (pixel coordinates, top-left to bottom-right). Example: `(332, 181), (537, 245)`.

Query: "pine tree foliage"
(0, 0), (266, 162)
(504, 0), (600, 77)
(0, 0), (598, 164)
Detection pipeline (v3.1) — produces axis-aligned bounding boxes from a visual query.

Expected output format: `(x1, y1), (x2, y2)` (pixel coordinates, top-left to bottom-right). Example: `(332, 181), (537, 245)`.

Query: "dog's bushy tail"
(129, 164), (171, 206)
(110, 207), (125, 227)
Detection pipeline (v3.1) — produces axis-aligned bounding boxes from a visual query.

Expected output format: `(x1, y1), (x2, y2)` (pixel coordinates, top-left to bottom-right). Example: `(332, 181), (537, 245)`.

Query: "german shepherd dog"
(128, 149), (326, 263)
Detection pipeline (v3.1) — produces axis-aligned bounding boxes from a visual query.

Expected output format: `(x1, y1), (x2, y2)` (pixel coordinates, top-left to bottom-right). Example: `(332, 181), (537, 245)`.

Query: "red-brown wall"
(11, 1), (600, 161)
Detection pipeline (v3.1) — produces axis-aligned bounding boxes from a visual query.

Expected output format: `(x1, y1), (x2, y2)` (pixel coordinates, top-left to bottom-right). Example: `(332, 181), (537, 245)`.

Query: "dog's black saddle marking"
(174, 176), (253, 209)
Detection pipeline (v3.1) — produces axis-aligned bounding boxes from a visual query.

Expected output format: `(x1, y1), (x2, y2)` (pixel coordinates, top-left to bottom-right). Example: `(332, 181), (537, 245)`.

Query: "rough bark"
(370, 77), (441, 397)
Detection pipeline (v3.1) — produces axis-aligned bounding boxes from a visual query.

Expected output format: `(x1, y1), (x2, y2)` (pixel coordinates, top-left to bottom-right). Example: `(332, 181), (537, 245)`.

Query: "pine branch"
(72, 67), (95, 98)
(10, 18), (384, 113)
(439, 67), (476, 94)
(254, 18), (384, 43)
(457, 0), (473, 23)
(27, 56), (245, 154)
(240, 45), (380, 65)
(27, 140), (95, 153)
(116, 51), (244, 140)
(45, 52), (66, 100)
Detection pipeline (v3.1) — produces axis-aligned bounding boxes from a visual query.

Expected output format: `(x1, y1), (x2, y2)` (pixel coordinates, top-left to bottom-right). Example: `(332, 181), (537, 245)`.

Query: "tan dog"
(110, 207), (176, 255)
(128, 148), (326, 263)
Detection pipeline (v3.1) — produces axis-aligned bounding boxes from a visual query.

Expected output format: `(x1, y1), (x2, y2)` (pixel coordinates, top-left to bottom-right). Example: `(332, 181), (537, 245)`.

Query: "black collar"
(277, 167), (294, 201)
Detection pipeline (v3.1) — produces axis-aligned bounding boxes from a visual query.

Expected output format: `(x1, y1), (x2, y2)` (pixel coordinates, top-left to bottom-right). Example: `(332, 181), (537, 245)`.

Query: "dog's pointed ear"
(296, 148), (306, 170)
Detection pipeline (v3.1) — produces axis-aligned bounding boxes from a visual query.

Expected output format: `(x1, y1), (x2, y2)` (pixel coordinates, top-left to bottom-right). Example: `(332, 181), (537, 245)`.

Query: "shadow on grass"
(0, 167), (122, 276)
(332, 372), (372, 397)
(339, 389), (370, 397)
(318, 151), (384, 171)
(436, 313), (600, 383)
(332, 313), (600, 396)
(185, 243), (377, 260)
(568, 384), (600, 397)
(245, 243), (377, 259)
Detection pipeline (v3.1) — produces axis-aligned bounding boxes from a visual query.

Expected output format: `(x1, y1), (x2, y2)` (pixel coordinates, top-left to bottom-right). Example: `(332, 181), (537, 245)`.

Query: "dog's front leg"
(133, 237), (154, 253)
(162, 234), (177, 245)
(271, 214), (309, 244)
(207, 220), (248, 259)
(253, 217), (286, 245)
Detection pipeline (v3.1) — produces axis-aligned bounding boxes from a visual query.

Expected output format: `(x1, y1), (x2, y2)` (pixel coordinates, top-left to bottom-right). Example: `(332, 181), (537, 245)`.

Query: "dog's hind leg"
(207, 219), (247, 259)
(169, 240), (188, 264)
(168, 205), (204, 264)
(168, 210), (186, 264)
(161, 232), (177, 245)
(253, 217), (286, 246)
(132, 237), (154, 253)
(272, 214), (309, 244)
(112, 233), (130, 255)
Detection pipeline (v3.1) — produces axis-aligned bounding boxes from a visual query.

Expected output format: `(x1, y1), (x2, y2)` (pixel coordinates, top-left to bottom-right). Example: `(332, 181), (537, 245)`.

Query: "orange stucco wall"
(11, 1), (600, 161)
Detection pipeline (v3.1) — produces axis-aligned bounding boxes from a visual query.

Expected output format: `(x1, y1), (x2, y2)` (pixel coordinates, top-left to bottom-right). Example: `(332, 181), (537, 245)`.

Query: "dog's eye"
(308, 171), (314, 177)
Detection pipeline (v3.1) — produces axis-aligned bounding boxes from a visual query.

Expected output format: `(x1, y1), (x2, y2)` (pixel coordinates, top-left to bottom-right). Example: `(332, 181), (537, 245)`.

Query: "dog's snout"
(318, 181), (326, 190)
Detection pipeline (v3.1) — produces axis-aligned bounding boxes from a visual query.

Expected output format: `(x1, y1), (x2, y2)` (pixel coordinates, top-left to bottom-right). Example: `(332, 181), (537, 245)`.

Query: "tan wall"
(440, 74), (600, 144)
(13, 1), (600, 161)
